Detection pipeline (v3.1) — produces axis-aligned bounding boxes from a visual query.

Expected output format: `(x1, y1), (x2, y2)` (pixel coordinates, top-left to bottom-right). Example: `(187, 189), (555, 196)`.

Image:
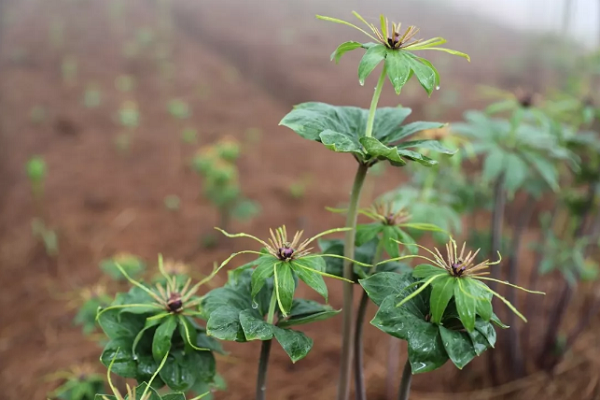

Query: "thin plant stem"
(337, 162), (369, 400)
(354, 240), (385, 400)
(487, 173), (505, 384)
(255, 290), (277, 400)
(386, 338), (401, 400)
(506, 195), (535, 377)
(397, 359), (412, 400)
(365, 67), (387, 139)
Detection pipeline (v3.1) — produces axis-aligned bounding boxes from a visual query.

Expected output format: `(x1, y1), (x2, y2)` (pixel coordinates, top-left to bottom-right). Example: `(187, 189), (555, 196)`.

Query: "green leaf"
(521, 151), (559, 191)
(371, 293), (428, 341)
(413, 264), (447, 279)
(475, 318), (497, 348)
(291, 259), (328, 302)
(278, 299), (340, 328)
(152, 315), (177, 362)
(100, 338), (138, 378)
(273, 327), (314, 363)
(274, 263), (295, 316)
(239, 309), (274, 340)
(397, 139), (455, 155)
(454, 279), (477, 332)
(320, 129), (364, 157)
(504, 153), (529, 193)
(439, 326), (476, 369)
(162, 394), (186, 400)
(358, 44), (387, 85)
(429, 276), (456, 324)
(360, 137), (407, 166)
(98, 309), (147, 340)
(384, 50), (412, 94)
(355, 223), (384, 246)
(482, 150), (506, 182)
(206, 307), (245, 342)
(405, 53), (437, 95)
(406, 321), (448, 373)
(330, 41), (362, 63)
(467, 326), (492, 355)
(359, 272), (414, 306)
(383, 121), (445, 144)
(382, 226), (401, 259)
(159, 352), (199, 392)
(251, 257), (276, 299)
(395, 148), (437, 166)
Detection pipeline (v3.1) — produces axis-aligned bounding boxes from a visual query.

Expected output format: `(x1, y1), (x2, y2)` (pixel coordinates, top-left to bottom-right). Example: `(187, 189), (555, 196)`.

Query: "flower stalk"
(365, 66), (387, 138)
(255, 290), (278, 400)
(397, 360), (412, 400)
(337, 162), (369, 400)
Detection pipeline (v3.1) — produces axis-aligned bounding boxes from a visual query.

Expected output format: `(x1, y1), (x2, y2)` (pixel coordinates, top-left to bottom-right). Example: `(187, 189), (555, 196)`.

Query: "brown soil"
(0, 1), (597, 400)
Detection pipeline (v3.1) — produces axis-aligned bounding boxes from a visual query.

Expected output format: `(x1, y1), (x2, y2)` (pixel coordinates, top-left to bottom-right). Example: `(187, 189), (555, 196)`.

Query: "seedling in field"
(168, 99), (192, 120)
(61, 55), (78, 85)
(181, 127), (198, 144)
(30, 105), (47, 125)
(100, 253), (145, 281)
(47, 364), (104, 400)
(83, 83), (102, 108)
(191, 137), (259, 232)
(164, 195), (181, 211)
(115, 75), (136, 92)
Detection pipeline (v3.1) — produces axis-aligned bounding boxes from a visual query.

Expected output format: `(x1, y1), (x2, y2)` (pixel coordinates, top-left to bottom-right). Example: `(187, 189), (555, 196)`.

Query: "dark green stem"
(397, 360), (412, 400)
(255, 290), (277, 400)
(354, 240), (385, 400)
(337, 162), (369, 400)
(255, 340), (272, 400)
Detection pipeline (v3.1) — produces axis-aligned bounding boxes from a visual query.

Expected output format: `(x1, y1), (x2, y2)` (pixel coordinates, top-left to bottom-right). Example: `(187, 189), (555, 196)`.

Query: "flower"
(378, 237), (544, 330)
(216, 226), (371, 315)
(317, 11), (469, 95)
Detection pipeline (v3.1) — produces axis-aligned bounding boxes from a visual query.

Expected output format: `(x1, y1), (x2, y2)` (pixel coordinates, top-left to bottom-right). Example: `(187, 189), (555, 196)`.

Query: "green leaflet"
(454, 279), (477, 332)
(359, 272), (415, 306)
(273, 327), (314, 363)
(152, 316), (177, 362)
(290, 259), (328, 302)
(384, 50), (411, 94)
(439, 326), (476, 369)
(251, 256), (276, 299)
(358, 44), (387, 85)
(429, 275), (456, 324)
(330, 41), (363, 63)
(274, 262), (295, 316)
(277, 299), (340, 328)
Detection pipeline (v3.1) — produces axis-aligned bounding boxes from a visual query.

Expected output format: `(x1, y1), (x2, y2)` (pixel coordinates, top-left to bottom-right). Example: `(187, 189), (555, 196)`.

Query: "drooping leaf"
(439, 326), (476, 369)
(331, 41), (363, 63)
(239, 310), (274, 340)
(384, 50), (412, 94)
(274, 263), (295, 316)
(205, 307), (245, 342)
(152, 315), (177, 362)
(290, 259), (328, 302)
(277, 299), (340, 328)
(454, 279), (477, 332)
(273, 327), (314, 363)
(100, 338), (138, 378)
(358, 44), (387, 85)
(429, 275), (456, 324)
(359, 272), (414, 307)
(251, 257), (276, 299)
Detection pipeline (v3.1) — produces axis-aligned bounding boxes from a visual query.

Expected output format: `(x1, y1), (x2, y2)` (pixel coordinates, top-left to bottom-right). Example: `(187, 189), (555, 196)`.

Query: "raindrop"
(436, 86), (441, 91)
(252, 301), (259, 309)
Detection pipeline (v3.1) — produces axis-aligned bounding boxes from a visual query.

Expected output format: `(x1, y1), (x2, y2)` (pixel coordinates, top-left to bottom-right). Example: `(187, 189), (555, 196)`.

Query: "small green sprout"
(118, 101), (140, 129)
(181, 127), (198, 144)
(29, 105), (47, 125)
(47, 364), (104, 400)
(26, 156), (46, 198)
(61, 55), (78, 85)
(115, 75), (135, 92)
(83, 84), (102, 108)
(164, 195), (181, 211)
(168, 99), (191, 120)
